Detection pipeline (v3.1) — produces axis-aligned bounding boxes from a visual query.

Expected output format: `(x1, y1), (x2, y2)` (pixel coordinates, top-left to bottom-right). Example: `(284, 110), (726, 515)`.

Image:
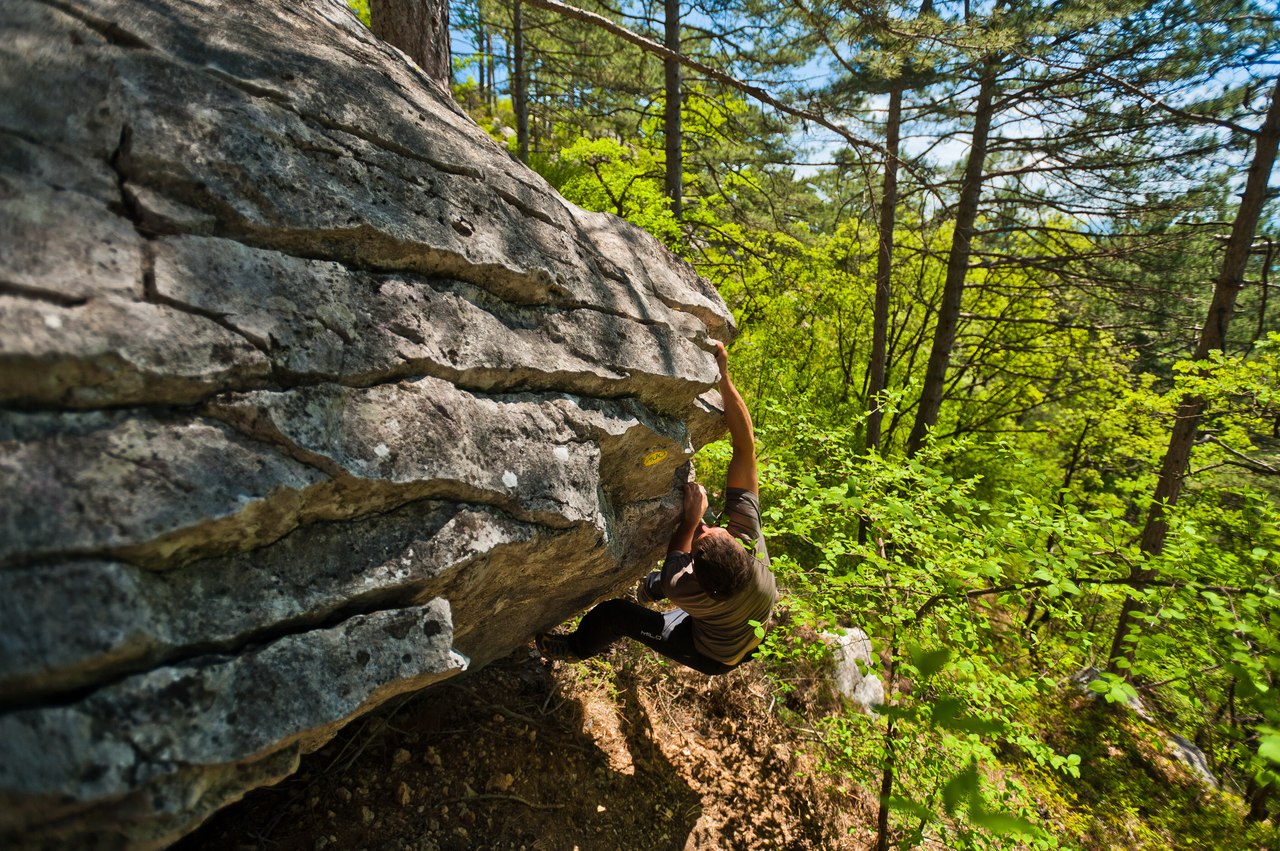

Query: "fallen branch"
(445, 793), (567, 811)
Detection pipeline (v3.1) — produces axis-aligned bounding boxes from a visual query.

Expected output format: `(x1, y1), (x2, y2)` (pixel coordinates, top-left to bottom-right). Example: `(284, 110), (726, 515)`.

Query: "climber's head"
(691, 524), (753, 600)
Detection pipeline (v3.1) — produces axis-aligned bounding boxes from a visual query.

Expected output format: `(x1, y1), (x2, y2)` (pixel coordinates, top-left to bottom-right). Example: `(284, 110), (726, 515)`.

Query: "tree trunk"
(1251, 237), (1274, 346)
(1246, 776), (1273, 823)
(874, 642), (899, 851)
(486, 29), (497, 110)
(906, 60), (999, 455)
(663, 0), (683, 219)
(371, 0), (451, 92)
(513, 0), (530, 162)
(874, 726), (896, 851)
(478, 23), (488, 99)
(1108, 78), (1280, 672)
(866, 83), (902, 454)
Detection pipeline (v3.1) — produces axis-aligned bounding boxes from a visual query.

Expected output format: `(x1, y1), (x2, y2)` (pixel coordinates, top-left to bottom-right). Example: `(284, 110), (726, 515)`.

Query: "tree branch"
(1205, 436), (1280, 475)
(912, 574), (1275, 621)
(1085, 68), (1256, 137)
(515, 0), (891, 162)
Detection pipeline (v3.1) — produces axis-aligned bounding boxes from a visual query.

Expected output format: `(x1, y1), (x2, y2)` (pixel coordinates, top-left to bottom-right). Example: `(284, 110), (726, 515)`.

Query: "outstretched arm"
(715, 341), (757, 495)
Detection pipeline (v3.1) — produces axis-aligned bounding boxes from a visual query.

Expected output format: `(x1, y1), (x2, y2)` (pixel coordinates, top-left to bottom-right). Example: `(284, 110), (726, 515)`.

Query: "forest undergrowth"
(177, 624), (1273, 850)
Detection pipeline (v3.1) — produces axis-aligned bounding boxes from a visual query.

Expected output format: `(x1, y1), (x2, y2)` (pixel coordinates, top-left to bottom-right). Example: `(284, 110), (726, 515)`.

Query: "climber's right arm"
(715, 342), (757, 496)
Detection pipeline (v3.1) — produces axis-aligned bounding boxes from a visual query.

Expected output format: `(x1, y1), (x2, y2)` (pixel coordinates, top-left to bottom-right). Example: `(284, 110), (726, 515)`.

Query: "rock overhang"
(0, 0), (734, 846)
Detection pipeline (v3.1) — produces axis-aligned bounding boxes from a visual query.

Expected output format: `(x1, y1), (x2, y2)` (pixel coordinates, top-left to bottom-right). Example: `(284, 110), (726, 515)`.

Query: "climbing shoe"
(535, 632), (577, 661)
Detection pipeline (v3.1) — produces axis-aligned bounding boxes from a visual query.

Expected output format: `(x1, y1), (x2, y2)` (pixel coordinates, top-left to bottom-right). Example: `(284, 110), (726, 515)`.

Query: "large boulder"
(0, 0), (734, 847)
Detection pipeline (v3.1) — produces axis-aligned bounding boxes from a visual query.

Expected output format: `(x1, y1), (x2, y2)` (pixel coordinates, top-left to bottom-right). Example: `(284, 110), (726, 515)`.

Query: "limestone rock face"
(0, 0), (733, 846)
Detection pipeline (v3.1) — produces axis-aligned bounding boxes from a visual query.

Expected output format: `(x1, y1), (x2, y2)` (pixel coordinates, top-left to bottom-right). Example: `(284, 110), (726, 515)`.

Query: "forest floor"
(174, 642), (873, 851)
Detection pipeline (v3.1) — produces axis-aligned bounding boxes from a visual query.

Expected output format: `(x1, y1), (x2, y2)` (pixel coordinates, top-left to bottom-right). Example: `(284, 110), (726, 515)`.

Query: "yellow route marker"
(642, 450), (668, 467)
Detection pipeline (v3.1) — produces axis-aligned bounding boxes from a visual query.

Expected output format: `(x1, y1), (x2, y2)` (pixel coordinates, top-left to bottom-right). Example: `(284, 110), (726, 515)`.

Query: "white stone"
(822, 627), (884, 712)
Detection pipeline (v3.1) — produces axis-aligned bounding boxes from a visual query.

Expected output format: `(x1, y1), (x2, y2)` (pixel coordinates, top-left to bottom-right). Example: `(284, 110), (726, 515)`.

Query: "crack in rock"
(35, 0), (151, 50)
(0, 500), (545, 708)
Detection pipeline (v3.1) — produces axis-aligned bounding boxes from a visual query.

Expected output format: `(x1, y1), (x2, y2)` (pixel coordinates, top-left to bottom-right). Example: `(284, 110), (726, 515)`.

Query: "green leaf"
(909, 644), (952, 680)
(1259, 733), (1280, 765)
(886, 796), (936, 822)
(1106, 679), (1139, 705)
(942, 763), (980, 815)
(971, 808), (1040, 837)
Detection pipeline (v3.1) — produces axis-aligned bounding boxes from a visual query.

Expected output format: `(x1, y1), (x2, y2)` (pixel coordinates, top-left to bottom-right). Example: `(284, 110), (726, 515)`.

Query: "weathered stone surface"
(0, 178), (143, 302)
(151, 235), (715, 410)
(0, 600), (464, 849)
(1167, 733), (1219, 790)
(0, 0), (735, 846)
(0, 295), (271, 407)
(0, 411), (328, 569)
(204, 377), (694, 526)
(822, 628), (885, 713)
(1069, 668), (1220, 791)
(0, 500), (645, 706)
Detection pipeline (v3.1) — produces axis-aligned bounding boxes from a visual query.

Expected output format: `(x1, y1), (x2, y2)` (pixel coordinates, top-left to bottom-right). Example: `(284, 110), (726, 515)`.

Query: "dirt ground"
(174, 642), (874, 851)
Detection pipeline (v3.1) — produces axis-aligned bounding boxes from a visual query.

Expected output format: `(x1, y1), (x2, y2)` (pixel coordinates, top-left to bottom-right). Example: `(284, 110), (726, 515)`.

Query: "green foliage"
(441, 0), (1280, 840)
(736, 378), (1278, 844)
(555, 136), (681, 249)
(345, 0), (370, 27)
(743, 408), (1119, 844)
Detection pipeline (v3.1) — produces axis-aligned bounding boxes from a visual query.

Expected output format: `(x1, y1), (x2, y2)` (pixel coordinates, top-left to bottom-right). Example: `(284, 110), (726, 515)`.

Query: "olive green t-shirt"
(660, 488), (777, 664)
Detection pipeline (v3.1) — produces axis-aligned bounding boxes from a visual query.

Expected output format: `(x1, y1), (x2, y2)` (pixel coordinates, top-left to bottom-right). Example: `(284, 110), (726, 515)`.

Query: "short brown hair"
(693, 535), (754, 600)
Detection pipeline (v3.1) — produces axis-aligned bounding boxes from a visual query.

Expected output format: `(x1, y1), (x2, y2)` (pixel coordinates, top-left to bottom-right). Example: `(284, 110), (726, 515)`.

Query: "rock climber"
(535, 341), (777, 675)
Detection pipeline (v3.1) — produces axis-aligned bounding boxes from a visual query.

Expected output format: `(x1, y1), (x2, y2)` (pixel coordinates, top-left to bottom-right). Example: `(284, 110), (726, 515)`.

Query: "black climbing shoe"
(535, 632), (577, 661)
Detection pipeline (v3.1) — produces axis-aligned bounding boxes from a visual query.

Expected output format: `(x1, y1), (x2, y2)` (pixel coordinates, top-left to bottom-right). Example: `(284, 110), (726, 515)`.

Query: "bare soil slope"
(175, 644), (870, 850)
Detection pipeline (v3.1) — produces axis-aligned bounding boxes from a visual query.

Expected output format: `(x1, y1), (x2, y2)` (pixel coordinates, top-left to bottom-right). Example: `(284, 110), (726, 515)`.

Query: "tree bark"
(663, 0), (683, 219)
(1246, 775), (1273, 823)
(907, 60), (999, 455)
(866, 83), (902, 454)
(1108, 77), (1280, 671)
(1251, 237), (1273, 346)
(486, 28), (498, 110)
(371, 0), (451, 92)
(874, 725), (896, 851)
(513, 0), (530, 162)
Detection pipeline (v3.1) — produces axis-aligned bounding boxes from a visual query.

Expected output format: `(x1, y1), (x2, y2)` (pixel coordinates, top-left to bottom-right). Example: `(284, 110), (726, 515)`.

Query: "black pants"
(567, 598), (746, 676)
